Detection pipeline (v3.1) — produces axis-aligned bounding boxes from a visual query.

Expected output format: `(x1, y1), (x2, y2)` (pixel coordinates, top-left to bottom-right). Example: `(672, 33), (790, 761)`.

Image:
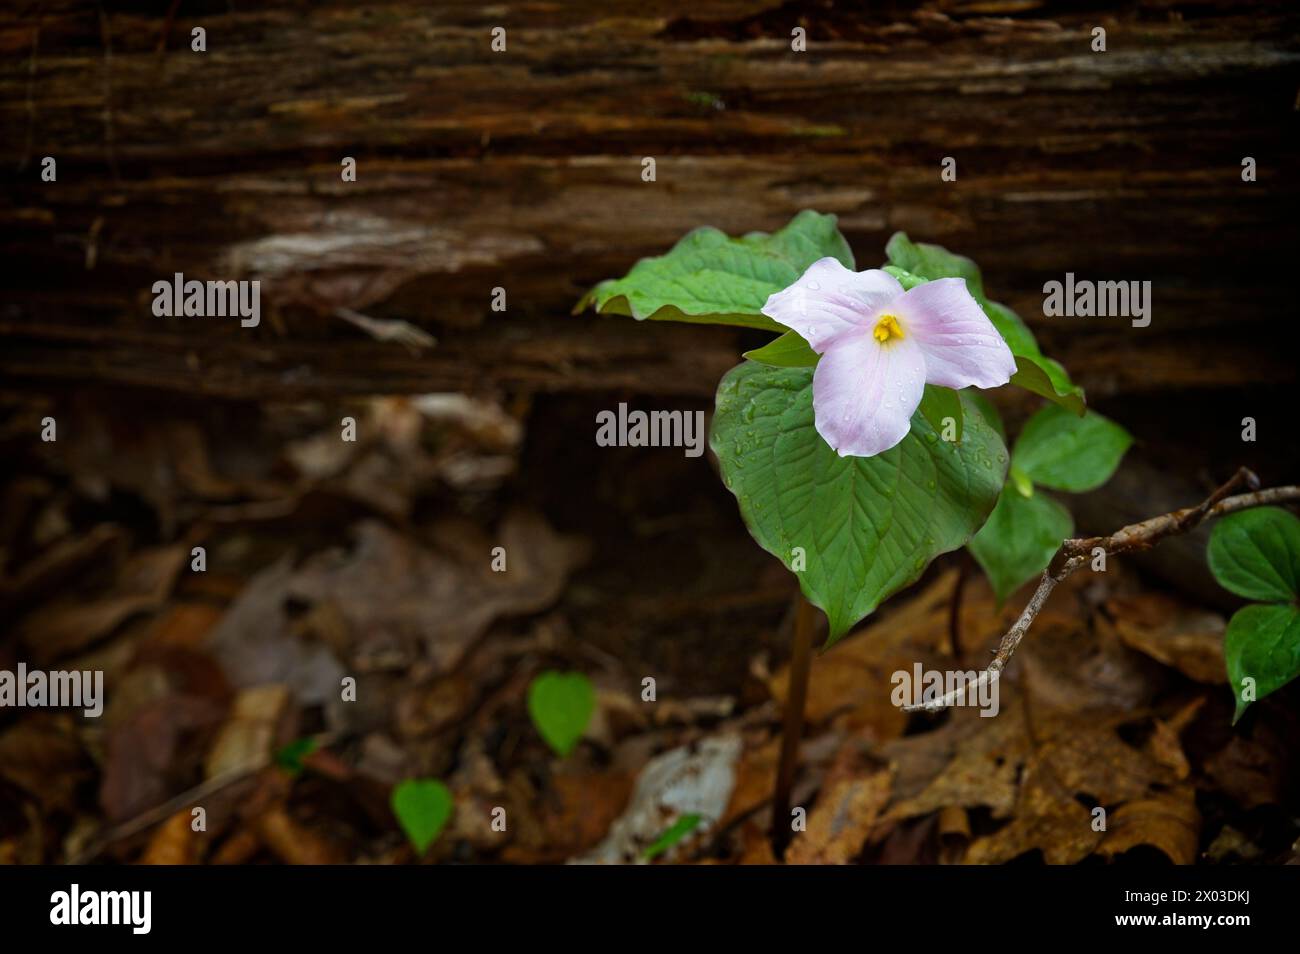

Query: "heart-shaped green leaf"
(968, 483), (1074, 605)
(528, 671), (595, 757)
(1224, 603), (1300, 722)
(576, 210), (854, 331)
(1012, 405), (1132, 493)
(710, 363), (1007, 645)
(391, 778), (453, 855)
(1208, 507), (1300, 603)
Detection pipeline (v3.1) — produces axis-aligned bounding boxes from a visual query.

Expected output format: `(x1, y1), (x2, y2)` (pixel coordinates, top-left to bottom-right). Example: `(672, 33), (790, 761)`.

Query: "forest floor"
(1, 386), (1296, 865)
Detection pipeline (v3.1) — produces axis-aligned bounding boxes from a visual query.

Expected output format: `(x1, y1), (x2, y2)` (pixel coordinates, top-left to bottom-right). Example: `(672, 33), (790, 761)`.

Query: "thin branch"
(903, 468), (1300, 713)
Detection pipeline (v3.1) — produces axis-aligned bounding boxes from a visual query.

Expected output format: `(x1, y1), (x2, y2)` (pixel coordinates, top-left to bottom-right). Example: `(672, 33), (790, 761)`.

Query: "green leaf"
(964, 389), (1006, 444)
(1009, 355), (1087, 417)
(980, 300), (1039, 356)
(1009, 465), (1034, 498)
(917, 385), (963, 443)
(884, 233), (985, 300)
(968, 484), (1074, 605)
(576, 210), (853, 331)
(1224, 603), (1300, 722)
(881, 264), (928, 291)
(391, 779), (453, 854)
(275, 737), (318, 777)
(643, 813), (704, 861)
(527, 671), (595, 757)
(1011, 405), (1132, 493)
(984, 302), (1086, 417)
(1207, 508), (1300, 603)
(743, 330), (819, 367)
(710, 363), (1007, 645)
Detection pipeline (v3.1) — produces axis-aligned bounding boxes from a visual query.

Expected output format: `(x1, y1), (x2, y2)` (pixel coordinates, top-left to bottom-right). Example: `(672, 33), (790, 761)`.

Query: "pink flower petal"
(762, 259), (903, 354)
(891, 278), (1016, 389)
(812, 331), (926, 457)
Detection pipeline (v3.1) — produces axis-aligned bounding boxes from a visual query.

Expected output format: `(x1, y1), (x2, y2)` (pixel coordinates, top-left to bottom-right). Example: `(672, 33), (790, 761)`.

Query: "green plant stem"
(771, 596), (815, 859)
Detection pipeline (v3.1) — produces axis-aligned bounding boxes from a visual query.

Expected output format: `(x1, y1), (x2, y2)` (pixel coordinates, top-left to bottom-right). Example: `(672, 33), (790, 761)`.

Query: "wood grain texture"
(2, 0), (1297, 399)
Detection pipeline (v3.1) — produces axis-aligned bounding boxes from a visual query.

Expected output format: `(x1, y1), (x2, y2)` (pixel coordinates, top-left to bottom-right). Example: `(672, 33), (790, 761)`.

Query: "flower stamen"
(873, 313), (904, 344)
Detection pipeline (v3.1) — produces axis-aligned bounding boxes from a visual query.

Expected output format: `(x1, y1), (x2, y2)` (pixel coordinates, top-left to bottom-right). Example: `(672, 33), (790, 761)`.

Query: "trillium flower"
(761, 258), (1017, 458)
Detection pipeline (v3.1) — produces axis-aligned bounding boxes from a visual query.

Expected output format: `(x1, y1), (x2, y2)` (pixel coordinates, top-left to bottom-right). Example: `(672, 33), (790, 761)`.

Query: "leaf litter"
(0, 391), (1296, 865)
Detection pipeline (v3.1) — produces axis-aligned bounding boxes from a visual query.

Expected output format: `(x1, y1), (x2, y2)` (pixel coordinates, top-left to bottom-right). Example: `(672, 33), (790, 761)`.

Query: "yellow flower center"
(873, 314), (904, 344)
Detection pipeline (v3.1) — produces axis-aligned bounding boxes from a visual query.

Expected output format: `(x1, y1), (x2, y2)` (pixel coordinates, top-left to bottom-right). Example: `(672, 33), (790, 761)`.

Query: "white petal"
(892, 278), (1016, 389)
(812, 331), (926, 458)
(762, 259), (904, 354)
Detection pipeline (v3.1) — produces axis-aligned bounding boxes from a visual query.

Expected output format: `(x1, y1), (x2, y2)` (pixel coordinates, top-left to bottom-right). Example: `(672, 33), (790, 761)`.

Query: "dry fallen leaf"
(286, 510), (586, 676)
(575, 735), (742, 864)
(1096, 786), (1200, 864)
(769, 570), (959, 740)
(1107, 593), (1226, 685)
(20, 544), (189, 663)
(965, 760), (1102, 865)
(0, 714), (88, 814)
(138, 809), (202, 865)
(787, 768), (892, 865)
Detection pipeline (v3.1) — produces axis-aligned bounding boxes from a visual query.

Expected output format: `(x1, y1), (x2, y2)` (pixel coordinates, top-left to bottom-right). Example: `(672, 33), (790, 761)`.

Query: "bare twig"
(904, 468), (1300, 713)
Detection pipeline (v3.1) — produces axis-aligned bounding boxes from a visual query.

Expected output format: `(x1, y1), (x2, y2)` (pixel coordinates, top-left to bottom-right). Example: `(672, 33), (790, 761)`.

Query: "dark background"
(1, 0), (1297, 866)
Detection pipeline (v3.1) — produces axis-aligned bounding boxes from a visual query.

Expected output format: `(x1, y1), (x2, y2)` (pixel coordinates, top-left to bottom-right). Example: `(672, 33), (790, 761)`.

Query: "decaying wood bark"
(2, 1), (1297, 400)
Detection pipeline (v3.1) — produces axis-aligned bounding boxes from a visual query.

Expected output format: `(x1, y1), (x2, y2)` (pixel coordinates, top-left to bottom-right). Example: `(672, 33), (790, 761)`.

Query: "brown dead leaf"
(254, 807), (343, 864)
(287, 510), (586, 677)
(734, 819), (779, 865)
(719, 737), (780, 829)
(20, 544), (188, 663)
(770, 571), (959, 740)
(138, 809), (201, 865)
(145, 602), (224, 651)
(0, 714), (88, 813)
(0, 522), (125, 616)
(99, 650), (230, 822)
(966, 760), (1102, 865)
(1203, 724), (1290, 809)
(880, 686), (1185, 865)
(1097, 786), (1200, 864)
(209, 828), (263, 865)
(1145, 698), (1204, 780)
(501, 770), (633, 863)
(883, 700), (1031, 823)
(787, 768), (892, 865)
(1107, 593), (1226, 684)
(204, 685), (294, 779)
(204, 556), (346, 719)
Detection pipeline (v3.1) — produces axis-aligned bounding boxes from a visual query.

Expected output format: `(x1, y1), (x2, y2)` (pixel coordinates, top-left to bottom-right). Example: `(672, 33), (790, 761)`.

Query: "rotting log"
(2, 1), (1297, 400)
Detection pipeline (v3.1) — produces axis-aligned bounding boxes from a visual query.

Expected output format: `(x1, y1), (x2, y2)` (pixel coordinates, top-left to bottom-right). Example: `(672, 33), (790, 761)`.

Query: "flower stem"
(771, 595), (815, 859)
(947, 555), (970, 661)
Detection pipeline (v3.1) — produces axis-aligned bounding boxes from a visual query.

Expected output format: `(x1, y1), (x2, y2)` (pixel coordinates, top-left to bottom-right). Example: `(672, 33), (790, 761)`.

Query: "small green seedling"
(527, 670), (595, 757)
(643, 813), (703, 861)
(275, 737), (319, 777)
(391, 778), (453, 855)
